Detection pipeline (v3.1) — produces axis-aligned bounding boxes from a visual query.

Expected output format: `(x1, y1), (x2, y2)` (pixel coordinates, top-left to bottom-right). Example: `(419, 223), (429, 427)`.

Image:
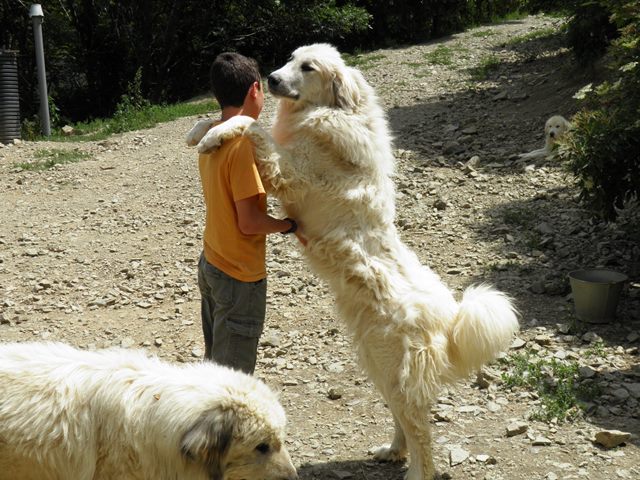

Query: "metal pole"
(29, 4), (50, 136)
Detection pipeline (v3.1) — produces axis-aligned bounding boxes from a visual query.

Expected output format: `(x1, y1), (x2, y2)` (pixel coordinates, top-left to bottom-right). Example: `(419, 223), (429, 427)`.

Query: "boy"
(196, 52), (300, 374)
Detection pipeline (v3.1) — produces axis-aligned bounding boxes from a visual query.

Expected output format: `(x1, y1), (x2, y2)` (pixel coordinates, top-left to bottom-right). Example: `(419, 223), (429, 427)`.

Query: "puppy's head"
(267, 43), (363, 110)
(544, 115), (570, 146)
(180, 383), (297, 480)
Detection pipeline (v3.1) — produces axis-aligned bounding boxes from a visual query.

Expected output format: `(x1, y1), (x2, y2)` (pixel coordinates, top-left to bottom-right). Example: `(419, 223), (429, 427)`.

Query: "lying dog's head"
(267, 43), (364, 110)
(179, 375), (297, 480)
(544, 115), (571, 147)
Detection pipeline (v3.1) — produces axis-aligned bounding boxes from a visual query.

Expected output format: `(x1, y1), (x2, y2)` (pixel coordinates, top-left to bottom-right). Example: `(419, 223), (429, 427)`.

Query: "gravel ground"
(1, 14), (639, 480)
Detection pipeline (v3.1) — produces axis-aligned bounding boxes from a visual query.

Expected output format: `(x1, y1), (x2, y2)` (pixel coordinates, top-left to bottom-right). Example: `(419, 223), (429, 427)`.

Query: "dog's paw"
(371, 444), (407, 463)
(186, 118), (215, 146)
(197, 115), (255, 153)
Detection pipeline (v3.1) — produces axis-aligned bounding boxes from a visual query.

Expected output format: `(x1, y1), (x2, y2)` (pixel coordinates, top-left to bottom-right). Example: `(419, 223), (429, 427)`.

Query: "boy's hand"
(186, 118), (215, 146)
(295, 231), (308, 247)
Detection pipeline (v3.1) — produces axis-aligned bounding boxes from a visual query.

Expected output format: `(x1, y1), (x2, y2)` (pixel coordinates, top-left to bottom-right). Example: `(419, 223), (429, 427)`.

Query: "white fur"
(187, 43), (519, 480)
(518, 114), (571, 160)
(0, 342), (297, 480)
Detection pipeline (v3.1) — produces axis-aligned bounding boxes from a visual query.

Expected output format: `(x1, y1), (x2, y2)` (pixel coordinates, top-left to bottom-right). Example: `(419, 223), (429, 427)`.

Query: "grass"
(424, 45), (458, 66)
(30, 100), (218, 142)
(502, 207), (535, 228)
(469, 54), (502, 80)
(506, 26), (557, 46)
(16, 148), (91, 170)
(501, 352), (601, 422)
(343, 52), (386, 70)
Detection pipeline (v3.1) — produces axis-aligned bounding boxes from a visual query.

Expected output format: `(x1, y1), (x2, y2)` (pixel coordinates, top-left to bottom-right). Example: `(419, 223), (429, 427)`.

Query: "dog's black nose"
(549, 131), (555, 138)
(268, 74), (280, 89)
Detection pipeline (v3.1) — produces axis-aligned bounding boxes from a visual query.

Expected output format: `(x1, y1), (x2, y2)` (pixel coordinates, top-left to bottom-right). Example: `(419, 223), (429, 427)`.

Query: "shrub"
(559, 1), (640, 219)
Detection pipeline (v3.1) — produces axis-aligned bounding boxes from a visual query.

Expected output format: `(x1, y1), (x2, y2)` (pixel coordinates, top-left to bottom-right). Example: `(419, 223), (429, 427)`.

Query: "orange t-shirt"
(199, 126), (267, 282)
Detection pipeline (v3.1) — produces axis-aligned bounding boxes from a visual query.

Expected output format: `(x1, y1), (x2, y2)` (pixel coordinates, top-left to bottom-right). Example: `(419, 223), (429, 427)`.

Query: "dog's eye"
(255, 443), (270, 454)
(301, 63), (314, 72)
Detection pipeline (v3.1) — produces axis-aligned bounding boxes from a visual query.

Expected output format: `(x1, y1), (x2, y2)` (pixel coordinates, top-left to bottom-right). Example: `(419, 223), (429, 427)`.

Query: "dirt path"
(1, 14), (638, 480)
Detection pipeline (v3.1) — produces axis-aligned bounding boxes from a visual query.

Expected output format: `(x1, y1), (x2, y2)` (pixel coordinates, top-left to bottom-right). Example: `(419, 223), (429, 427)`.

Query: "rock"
(61, 125), (75, 136)
(476, 454), (497, 464)
(506, 421), (528, 437)
(594, 430), (631, 448)
(510, 337), (526, 349)
(449, 446), (470, 466)
(493, 90), (508, 101)
(327, 387), (343, 400)
(532, 436), (552, 446)
(578, 366), (597, 379)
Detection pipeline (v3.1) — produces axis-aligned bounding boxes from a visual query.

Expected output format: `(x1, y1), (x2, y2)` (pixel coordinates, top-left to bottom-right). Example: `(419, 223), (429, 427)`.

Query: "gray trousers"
(197, 253), (266, 375)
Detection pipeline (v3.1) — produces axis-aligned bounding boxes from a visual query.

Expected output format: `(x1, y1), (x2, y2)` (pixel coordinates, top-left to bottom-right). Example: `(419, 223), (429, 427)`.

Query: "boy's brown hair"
(210, 52), (261, 108)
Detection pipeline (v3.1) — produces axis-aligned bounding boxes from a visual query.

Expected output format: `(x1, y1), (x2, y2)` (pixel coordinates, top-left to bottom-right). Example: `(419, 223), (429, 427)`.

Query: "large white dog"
(189, 44), (518, 480)
(518, 114), (571, 160)
(0, 342), (298, 480)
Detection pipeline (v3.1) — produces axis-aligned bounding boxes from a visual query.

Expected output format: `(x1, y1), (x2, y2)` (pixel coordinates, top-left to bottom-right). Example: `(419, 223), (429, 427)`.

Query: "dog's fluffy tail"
(449, 284), (519, 376)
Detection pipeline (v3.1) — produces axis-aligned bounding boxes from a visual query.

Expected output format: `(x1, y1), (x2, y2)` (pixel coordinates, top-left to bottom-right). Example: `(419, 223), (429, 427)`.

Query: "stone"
(506, 421), (528, 437)
(449, 446), (470, 466)
(327, 387), (343, 400)
(594, 430), (631, 448)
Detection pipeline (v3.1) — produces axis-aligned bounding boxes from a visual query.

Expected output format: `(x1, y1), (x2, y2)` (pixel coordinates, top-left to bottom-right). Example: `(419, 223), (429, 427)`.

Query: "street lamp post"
(29, 4), (51, 136)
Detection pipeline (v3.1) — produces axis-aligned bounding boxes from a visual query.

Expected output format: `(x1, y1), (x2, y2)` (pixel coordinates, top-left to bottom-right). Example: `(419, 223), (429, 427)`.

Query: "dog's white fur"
(189, 43), (518, 480)
(0, 342), (297, 480)
(518, 114), (571, 160)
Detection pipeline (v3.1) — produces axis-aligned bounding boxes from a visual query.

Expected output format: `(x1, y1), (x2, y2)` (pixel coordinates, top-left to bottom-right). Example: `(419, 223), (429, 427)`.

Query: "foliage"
(558, 1), (640, 219)
(15, 148), (90, 170)
(55, 100), (217, 142)
(502, 352), (601, 422)
(566, 1), (619, 66)
(2, 0), (533, 125)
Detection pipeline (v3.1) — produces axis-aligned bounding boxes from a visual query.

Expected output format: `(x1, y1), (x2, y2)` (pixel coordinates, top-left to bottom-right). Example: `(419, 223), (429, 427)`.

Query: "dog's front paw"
(197, 115), (255, 153)
(186, 118), (215, 146)
(371, 444), (407, 463)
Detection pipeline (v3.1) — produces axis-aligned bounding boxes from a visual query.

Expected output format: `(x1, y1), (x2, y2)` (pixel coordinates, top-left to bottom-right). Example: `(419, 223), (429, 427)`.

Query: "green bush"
(559, 1), (640, 219)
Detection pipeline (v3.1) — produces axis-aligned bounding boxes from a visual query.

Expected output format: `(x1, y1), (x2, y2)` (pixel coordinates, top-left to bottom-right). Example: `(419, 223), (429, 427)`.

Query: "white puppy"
(188, 44), (518, 480)
(518, 114), (571, 160)
(0, 342), (298, 480)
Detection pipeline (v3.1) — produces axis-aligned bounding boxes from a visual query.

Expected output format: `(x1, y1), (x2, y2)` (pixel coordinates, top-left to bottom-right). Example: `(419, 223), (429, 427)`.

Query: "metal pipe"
(29, 4), (50, 136)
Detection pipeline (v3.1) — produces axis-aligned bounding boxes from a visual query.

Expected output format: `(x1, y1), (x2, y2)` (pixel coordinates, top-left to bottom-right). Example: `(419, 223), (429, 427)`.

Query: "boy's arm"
(235, 195), (296, 235)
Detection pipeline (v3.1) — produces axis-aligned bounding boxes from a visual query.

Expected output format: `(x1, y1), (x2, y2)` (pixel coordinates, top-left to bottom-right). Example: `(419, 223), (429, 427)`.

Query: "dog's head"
(544, 115), (570, 146)
(180, 381), (297, 480)
(267, 43), (364, 110)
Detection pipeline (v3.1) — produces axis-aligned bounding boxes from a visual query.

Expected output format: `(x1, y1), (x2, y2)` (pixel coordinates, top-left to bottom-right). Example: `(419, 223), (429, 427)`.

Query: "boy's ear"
(250, 81), (261, 97)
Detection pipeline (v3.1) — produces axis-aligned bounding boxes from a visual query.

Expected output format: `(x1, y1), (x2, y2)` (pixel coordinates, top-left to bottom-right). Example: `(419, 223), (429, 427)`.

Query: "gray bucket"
(0, 50), (21, 144)
(568, 269), (628, 324)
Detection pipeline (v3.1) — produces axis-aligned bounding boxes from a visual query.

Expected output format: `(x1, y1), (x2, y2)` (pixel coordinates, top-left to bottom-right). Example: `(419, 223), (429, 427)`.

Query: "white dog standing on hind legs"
(189, 43), (519, 480)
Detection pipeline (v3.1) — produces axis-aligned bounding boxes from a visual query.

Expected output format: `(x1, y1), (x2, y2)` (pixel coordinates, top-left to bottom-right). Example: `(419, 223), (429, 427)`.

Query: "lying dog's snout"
(549, 131), (555, 138)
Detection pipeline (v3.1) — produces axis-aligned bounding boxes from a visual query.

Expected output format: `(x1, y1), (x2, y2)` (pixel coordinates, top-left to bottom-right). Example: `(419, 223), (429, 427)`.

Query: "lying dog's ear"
(332, 67), (362, 110)
(181, 408), (236, 479)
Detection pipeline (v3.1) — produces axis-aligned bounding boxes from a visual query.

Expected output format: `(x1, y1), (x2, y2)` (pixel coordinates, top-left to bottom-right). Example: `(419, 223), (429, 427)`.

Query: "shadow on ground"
(298, 458), (405, 480)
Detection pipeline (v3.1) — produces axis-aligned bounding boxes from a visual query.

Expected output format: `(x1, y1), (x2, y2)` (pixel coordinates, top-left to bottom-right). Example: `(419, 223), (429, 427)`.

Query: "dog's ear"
(181, 408), (236, 479)
(332, 67), (362, 110)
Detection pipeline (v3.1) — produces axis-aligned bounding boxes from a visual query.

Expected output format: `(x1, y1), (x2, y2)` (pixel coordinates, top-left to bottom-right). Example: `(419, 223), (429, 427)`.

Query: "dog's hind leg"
(390, 396), (436, 480)
(372, 413), (407, 462)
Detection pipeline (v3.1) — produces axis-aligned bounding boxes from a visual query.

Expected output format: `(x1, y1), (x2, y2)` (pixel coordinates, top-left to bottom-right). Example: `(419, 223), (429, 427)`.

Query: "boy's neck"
(220, 106), (243, 121)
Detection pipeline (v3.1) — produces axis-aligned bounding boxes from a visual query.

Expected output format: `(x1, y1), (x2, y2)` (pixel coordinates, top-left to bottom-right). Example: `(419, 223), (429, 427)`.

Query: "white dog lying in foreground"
(0, 342), (298, 480)
(518, 114), (571, 160)
(189, 43), (518, 480)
